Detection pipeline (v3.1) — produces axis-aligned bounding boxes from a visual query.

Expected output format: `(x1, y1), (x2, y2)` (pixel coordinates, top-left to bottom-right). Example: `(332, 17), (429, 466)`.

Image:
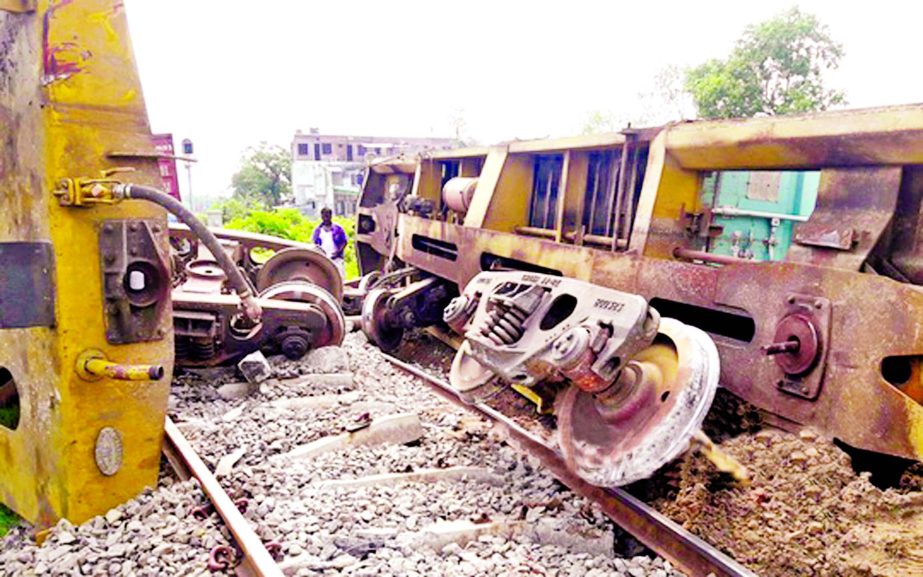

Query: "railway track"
(5, 330), (920, 576)
(379, 353), (756, 577)
(155, 334), (752, 577)
(148, 331), (752, 577)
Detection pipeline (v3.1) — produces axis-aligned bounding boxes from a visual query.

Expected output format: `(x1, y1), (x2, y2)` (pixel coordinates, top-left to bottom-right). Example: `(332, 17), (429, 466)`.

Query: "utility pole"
(182, 138), (195, 210)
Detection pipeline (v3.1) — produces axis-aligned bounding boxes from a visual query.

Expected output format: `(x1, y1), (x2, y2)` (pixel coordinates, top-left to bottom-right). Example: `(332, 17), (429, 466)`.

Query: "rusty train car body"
(356, 105), (923, 476)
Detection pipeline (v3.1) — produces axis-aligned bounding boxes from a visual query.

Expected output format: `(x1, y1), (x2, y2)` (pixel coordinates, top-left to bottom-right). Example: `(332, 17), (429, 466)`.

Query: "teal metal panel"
(701, 170), (819, 261)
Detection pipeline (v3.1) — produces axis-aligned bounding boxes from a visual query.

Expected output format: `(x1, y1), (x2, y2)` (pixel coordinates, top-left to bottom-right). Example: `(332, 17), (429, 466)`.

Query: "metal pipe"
(83, 357), (164, 381)
(513, 227), (629, 249)
(623, 142), (640, 244)
(76, 349), (163, 382)
(542, 164), (555, 229)
(515, 225), (557, 239)
(673, 247), (749, 266)
(164, 418), (284, 577)
(711, 206), (809, 222)
(114, 183), (262, 322)
(594, 155), (607, 237)
(762, 339), (800, 355)
(612, 138), (632, 250)
(586, 157), (601, 237)
(578, 232), (628, 249)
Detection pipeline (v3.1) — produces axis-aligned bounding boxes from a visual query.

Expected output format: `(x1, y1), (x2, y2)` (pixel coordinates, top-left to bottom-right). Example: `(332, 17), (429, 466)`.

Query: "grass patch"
(0, 503), (18, 537)
(0, 405), (19, 430)
(224, 209), (360, 280)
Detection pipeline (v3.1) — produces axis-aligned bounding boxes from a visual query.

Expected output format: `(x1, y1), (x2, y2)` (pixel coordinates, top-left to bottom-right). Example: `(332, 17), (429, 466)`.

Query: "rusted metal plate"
(794, 226), (856, 250)
(787, 167), (901, 269)
(0, 242), (55, 328)
(772, 294), (831, 401)
(99, 220), (171, 344)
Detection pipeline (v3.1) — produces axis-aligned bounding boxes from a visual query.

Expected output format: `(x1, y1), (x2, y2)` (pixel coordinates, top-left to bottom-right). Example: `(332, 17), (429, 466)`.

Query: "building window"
(322, 143), (332, 154)
(357, 145), (366, 156)
(374, 147), (381, 155)
(297, 143), (309, 156)
(346, 145), (353, 161)
(314, 143), (321, 160)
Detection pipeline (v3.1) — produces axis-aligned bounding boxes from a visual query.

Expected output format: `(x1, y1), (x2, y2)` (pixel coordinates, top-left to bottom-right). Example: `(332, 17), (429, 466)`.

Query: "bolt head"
(281, 335), (310, 359)
(550, 327), (590, 367)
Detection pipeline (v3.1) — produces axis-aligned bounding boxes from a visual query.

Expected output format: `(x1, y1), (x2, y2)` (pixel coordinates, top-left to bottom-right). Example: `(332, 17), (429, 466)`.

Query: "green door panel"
(700, 170), (819, 261)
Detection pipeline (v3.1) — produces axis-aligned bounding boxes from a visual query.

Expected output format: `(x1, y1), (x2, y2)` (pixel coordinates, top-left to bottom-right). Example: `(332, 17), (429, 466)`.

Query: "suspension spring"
(175, 338), (191, 360)
(479, 303), (529, 346)
(191, 338), (217, 361)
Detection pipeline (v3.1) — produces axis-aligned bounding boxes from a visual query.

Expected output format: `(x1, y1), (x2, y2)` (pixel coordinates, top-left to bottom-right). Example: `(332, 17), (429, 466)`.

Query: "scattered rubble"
(237, 350), (272, 384)
(653, 427), (923, 577)
(0, 479), (234, 576)
(0, 334), (686, 576)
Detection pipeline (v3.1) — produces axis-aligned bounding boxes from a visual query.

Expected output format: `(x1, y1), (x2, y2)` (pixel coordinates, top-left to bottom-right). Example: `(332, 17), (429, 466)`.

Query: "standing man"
(312, 207), (348, 279)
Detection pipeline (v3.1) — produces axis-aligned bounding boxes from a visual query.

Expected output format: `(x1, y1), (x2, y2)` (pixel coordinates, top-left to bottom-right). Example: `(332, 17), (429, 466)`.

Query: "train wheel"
(556, 318), (720, 487)
(360, 288), (404, 352)
(358, 271), (381, 293)
(448, 341), (501, 403)
(255, 247), (343, 303)
(259, 281), (346, 348)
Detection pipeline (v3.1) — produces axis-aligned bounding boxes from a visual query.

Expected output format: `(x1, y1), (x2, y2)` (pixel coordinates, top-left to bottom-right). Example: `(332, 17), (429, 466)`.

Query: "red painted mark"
(42, 0), (83, 82)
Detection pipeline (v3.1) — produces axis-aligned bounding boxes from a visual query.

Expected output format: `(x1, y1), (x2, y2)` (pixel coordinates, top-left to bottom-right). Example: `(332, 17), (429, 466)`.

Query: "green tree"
(580, 110), (626, 135)
(637, 65), (696, 124)
(231, 143), (292, 208)
(212, 197), (260, 223)
(685, 7), (845, 119)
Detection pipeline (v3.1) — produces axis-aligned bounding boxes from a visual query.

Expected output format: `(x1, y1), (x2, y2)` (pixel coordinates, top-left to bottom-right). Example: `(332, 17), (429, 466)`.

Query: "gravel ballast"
(0, 332), (685, 576)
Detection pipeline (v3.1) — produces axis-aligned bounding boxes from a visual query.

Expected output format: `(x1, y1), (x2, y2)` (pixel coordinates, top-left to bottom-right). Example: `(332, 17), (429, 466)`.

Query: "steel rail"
(382, 353), (756, 577)
(163, 418), (284, 577)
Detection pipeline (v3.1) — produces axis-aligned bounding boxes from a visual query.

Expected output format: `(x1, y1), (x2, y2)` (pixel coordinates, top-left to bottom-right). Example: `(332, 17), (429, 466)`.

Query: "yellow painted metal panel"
(509, 132), (628, 153)
(0, 0), (173, 529)
(463, 147), (507, 228)
(666, 104), (923, 169)
(427, 147), (489, 160)
(481, 154), (534, 233)
(0, 0), (35, 13)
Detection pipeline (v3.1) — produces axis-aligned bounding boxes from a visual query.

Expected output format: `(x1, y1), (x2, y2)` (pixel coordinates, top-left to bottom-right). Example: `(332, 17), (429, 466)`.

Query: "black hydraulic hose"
(113, 183), (263, 322)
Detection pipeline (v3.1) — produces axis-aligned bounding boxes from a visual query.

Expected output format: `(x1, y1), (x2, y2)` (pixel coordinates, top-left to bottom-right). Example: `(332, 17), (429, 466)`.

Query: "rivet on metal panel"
(95, 427), (123, 476)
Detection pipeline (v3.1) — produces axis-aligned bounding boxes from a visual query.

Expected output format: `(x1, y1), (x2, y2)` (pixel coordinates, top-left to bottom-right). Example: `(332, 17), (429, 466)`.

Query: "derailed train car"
(356, 106), (923, 486)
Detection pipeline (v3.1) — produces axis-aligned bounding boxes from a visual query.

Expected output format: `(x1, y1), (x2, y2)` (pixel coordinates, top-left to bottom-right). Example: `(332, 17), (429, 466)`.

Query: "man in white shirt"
(311, 207), (347, 279)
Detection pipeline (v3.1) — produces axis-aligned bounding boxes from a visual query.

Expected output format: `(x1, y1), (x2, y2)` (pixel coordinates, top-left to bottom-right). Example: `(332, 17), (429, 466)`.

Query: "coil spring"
(190, 338), (217, 360)
(175, 338), (191, 360)
(479, 303), (528, 346)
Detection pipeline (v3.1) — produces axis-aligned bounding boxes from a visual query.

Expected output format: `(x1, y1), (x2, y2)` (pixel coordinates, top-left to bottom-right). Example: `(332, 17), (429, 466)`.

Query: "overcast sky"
(124, 0), (922, 200)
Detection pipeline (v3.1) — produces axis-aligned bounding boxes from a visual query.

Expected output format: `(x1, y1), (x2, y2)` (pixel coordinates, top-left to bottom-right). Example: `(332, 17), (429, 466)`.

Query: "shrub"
(225, 209), (359, 280)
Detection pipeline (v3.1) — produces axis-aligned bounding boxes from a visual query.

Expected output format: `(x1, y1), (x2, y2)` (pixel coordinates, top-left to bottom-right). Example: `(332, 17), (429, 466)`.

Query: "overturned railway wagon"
(356, 107), (923, 485)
